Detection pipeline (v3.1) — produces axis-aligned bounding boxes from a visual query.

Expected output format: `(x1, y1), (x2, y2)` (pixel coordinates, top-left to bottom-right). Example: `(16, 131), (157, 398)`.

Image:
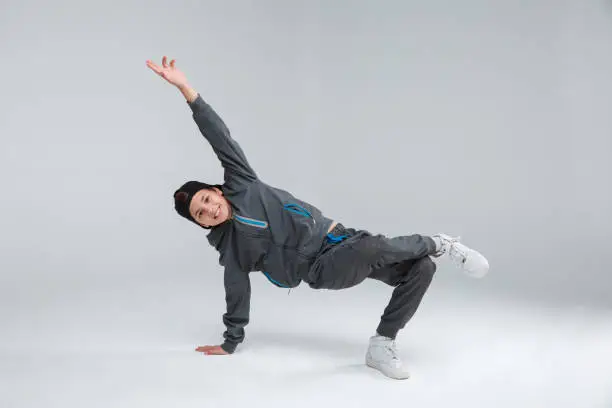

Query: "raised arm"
(146, 56), (258, 190)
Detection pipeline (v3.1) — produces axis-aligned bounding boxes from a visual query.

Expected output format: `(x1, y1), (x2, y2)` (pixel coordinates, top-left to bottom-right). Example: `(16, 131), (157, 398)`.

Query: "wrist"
(177, 83), (198, 103)
(220, 341), (236, 354)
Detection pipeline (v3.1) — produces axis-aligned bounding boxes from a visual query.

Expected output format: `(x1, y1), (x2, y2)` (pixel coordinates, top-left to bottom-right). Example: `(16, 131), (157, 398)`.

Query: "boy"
(146, 56), (489, 380)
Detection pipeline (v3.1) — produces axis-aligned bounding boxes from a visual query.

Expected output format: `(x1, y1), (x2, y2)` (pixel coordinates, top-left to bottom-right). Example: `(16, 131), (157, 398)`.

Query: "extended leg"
(308, 227), (438, 290)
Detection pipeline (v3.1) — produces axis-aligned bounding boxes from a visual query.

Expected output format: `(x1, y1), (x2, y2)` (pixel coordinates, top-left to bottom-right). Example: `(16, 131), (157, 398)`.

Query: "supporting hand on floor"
(195, 345), (229, 355)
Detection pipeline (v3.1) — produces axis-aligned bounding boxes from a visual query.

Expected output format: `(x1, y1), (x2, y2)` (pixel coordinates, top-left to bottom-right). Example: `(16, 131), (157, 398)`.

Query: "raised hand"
(195, 345), (229, 355)
(146, 56), (189, 88)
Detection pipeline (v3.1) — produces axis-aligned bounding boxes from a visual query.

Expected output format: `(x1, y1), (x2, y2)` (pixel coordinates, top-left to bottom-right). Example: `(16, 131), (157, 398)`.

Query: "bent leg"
(369, 256), (437, 339)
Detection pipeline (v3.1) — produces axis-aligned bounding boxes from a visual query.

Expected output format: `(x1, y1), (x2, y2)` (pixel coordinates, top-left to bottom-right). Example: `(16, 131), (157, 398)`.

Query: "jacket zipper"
(262, 271), (290, 288)
(283, 203), (316, 226)
(233, 214), (268, 229)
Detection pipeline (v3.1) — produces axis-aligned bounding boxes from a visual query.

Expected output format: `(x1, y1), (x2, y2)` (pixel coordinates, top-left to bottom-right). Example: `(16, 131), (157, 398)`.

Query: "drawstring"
(326, 232), (347, 243)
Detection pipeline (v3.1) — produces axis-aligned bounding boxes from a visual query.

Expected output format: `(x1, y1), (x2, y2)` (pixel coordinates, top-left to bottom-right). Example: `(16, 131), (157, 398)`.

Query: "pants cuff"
(376, 323), (398, 339)
(425, 236), (438, 255)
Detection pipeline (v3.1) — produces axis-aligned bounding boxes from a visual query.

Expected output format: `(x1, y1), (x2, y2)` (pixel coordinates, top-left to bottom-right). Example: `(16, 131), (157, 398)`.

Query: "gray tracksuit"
(187, 94), (437, 354)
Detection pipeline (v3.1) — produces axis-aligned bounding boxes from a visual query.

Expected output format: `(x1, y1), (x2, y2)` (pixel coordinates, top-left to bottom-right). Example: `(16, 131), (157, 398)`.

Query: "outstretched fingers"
(146, 59), (162, 74)
(147, 57), (176, 71)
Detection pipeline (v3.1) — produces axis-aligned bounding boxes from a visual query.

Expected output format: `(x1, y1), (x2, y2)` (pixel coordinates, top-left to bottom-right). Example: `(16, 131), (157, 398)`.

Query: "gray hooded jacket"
(187, 94), (335, 353)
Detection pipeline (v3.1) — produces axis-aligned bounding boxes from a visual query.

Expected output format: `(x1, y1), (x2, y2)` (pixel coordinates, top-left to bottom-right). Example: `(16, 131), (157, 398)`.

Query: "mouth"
(214, 206), (220, 219)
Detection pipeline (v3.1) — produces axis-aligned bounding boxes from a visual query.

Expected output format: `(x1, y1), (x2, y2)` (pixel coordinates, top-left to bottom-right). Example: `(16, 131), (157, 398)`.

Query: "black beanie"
(173, 181), (223, 229)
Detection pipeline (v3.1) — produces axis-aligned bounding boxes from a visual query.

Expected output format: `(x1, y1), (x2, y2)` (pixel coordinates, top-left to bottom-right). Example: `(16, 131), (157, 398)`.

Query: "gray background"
(1, 0), (610, 305)
(1, 1), (612, 407)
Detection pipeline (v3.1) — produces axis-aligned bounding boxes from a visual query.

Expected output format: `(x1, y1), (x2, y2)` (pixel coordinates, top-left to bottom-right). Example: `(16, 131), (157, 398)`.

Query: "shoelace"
(435, 235), (466, 263)
(384, 341), (400, 361)
(447, 237), (468, 264)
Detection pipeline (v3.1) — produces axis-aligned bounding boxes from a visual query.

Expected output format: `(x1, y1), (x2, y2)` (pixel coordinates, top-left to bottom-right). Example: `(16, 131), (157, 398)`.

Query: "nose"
(204, 203), (215, 217)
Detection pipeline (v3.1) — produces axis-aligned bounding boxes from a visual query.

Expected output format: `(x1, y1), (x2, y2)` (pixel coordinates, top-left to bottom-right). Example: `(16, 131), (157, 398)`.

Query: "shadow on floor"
(244, 329), (435, 365)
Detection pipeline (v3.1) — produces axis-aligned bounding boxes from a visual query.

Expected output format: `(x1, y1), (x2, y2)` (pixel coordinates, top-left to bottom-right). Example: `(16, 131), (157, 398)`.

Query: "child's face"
(189, 187), (231, 227)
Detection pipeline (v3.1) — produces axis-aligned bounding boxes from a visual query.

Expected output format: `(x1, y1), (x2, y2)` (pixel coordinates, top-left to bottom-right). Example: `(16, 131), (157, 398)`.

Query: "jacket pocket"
(283, 203), (316, 225)
(233, 214), (269, 229)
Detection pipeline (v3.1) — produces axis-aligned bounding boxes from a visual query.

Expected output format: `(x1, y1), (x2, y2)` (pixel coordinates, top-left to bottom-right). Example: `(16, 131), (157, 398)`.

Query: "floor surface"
(1, 272), (611, 408)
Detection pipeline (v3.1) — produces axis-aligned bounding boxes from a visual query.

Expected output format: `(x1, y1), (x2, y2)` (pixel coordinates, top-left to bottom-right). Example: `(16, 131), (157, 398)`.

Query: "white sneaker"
(432, 234), (489, 278)
(365, 335), (410, 380)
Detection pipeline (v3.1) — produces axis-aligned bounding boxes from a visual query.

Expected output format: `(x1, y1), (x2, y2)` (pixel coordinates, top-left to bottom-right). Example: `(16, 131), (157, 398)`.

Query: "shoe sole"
(365, 358), (410, 380)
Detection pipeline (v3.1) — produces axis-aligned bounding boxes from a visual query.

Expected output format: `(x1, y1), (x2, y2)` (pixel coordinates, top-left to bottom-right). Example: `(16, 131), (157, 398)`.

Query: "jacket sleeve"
(219, 261), (252, 354)
(187, 94), (258, 191)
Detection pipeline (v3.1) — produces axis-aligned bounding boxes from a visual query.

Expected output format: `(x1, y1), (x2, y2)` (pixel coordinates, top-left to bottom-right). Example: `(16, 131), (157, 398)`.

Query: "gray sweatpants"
(307, 223), (438, 339)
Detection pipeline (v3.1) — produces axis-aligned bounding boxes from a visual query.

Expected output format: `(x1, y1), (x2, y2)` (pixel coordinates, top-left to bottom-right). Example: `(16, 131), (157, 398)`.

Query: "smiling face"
(189, 187), (232, 227)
